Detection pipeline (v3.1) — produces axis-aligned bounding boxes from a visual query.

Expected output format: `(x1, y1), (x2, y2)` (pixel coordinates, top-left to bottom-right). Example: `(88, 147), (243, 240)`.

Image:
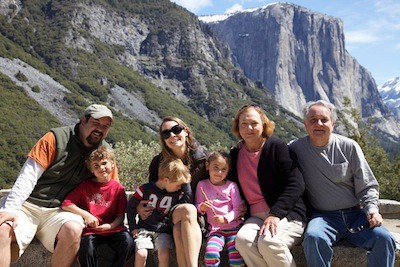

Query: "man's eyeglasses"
(161, 124), (185, 139)
(347, 223), (370, 234)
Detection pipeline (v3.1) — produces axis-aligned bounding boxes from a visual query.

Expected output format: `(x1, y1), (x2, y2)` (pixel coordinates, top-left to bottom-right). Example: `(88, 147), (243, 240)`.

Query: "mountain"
(0, 0), (399, 187)
(0, 0), (300, 143)
(0, 0), (306, 186)
(378, 77), (400, 119)
(200, 3), (400, 140)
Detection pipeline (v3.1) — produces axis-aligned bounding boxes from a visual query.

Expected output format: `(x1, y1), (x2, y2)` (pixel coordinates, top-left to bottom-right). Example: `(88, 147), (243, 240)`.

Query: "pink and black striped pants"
(204, 228), (245, 267)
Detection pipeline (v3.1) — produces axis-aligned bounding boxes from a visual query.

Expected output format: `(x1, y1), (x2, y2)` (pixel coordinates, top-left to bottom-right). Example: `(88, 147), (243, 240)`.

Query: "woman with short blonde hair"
(229, 104), (306, 267)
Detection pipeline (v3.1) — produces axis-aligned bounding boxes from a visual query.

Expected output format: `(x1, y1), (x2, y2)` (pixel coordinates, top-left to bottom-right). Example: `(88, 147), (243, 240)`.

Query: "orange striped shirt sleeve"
(26, 131), (119, 182)
(112, 162), (119, 182)
(27, 132), (56, 170)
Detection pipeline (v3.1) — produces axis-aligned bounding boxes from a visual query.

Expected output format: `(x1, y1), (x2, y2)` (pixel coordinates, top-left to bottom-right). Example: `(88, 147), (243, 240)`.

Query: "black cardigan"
(229, 136), (307, 223)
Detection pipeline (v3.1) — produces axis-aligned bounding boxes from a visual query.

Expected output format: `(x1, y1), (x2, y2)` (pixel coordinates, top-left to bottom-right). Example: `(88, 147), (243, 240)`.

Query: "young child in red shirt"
(62, 146), (133, 267)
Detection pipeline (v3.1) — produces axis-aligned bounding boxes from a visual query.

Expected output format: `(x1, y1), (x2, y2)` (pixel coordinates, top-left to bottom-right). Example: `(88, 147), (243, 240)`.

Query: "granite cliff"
(0, 0), (283, 143)
(201, 3), (400, 139)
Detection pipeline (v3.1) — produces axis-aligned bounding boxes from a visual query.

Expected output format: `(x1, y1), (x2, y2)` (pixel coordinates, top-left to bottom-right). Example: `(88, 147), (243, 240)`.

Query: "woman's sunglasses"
(240, 103), (260, 110)
(161, 124), (185, 139)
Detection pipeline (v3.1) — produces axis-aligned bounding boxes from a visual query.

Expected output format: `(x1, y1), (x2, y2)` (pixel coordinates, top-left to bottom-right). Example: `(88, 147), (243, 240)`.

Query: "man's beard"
(86, 131), (103, 147)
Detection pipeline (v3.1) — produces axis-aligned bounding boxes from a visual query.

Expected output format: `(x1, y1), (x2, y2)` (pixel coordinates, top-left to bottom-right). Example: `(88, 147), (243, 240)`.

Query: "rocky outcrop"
(0, 57), (164, 127)
(201, 3), (389, 120)
(0, 0), (22, 19)
(62, 1), (252, 117)
(0, 0), (267, 124)
(0, 57), (78, 126)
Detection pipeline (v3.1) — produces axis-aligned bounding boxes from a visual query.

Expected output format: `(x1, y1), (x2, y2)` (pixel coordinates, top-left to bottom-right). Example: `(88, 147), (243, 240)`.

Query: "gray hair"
(303, 100), (337, 122)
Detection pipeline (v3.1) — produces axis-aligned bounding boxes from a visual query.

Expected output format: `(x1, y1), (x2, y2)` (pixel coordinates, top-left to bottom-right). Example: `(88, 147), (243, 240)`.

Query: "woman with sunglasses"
(137, 116), (208, 267)
(229, 105), (307, 267)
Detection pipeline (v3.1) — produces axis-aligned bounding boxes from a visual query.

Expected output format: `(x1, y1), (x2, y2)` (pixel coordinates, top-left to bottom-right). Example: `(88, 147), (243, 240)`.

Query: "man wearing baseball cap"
(84, 104), (113, 120)
(0, 104), (117, 267)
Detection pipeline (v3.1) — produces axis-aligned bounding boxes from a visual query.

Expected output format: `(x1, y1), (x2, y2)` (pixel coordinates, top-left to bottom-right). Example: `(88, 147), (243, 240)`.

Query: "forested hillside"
(0, 0), (305, 188)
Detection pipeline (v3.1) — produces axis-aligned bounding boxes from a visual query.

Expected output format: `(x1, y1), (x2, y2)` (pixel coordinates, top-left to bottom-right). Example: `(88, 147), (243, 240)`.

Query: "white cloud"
(374, 0), (400, 19)
(371, 1), (400, 34)
(226, 4), (244, 14)
(394, 23), (400, 30)
(337, 1), (400, 46)
(170, 0), (213, 13)
(345, 30), (379, 44)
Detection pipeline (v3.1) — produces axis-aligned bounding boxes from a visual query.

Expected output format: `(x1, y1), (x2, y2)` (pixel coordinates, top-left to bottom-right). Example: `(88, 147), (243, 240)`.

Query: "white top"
(0, 158), (44, 214)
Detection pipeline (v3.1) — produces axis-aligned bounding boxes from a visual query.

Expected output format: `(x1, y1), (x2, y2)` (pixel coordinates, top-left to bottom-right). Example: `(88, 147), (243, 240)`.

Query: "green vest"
(27, 124), (111, 208)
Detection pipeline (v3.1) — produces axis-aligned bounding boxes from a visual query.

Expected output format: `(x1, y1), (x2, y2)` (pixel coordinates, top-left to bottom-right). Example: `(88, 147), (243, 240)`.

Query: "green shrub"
(31, 85), (40, 93)
(337, 98), (400, 200)
(114, 140), (161, 191)
(15, 71), (28, 82)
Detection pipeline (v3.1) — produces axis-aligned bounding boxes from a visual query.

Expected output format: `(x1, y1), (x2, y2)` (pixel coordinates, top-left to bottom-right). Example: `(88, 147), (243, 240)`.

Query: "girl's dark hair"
(206, 150), (231, 169)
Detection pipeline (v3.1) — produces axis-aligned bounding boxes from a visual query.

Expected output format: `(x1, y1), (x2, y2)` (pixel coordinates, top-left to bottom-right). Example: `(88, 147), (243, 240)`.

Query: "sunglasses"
(161, 124), (185, 139)
(240, 103), (260, 110)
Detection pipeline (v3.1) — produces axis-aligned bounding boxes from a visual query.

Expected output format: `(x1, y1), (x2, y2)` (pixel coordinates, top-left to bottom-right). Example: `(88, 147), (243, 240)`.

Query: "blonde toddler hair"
(158, 158), (191, 183)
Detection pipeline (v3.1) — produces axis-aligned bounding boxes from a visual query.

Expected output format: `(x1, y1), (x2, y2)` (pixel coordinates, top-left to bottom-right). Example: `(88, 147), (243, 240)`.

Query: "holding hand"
(236, 200), (247, 220)
(212, 215), (227, 225)
(199, 200), (214, 213)
(94, 223), (111, 231)
(368, 212), (383, 227)
(131, 229), (139, 238)
(137, 200), (155, 220)
(0, 212), (18, 229)
(260, 215), (280, 237)
(83, 213), (100, 228)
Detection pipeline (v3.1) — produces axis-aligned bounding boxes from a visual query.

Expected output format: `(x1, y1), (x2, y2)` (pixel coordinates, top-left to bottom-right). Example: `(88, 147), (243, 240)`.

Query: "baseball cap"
(84, 104), (113, 120)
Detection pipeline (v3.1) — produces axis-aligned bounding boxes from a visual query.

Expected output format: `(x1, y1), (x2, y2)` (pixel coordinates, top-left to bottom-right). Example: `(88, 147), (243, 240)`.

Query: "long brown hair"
(159, 116), (195, 165)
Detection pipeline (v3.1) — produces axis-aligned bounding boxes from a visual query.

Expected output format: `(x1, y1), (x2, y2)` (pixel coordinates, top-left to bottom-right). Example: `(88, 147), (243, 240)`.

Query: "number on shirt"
(148, 194), (173, 214)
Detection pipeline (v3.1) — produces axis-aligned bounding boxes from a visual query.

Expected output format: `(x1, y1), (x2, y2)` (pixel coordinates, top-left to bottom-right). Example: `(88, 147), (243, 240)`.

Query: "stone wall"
(1, 190), (399, 267)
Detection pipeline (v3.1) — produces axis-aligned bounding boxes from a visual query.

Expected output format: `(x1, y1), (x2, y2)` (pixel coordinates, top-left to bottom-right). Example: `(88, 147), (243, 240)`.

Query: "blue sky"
(171, 0), (400, 85)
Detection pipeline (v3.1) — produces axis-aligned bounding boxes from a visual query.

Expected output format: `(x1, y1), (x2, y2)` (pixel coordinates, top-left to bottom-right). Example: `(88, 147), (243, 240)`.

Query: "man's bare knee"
(0, 224), (14, 246)
(52, 221), (82, 266)
(56, 221), (82, 244)
(0, 224), (17, 265)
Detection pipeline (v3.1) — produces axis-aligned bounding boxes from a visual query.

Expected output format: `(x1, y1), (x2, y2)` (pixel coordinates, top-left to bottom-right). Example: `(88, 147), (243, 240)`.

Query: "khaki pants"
(13, 201), (84, 257)
(236, 217), (305, 267)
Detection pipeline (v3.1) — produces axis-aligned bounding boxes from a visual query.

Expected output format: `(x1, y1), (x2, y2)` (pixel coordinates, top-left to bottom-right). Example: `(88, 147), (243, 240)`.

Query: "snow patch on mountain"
(378, 77), (400, 119)
(199, 3), (276, 23)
